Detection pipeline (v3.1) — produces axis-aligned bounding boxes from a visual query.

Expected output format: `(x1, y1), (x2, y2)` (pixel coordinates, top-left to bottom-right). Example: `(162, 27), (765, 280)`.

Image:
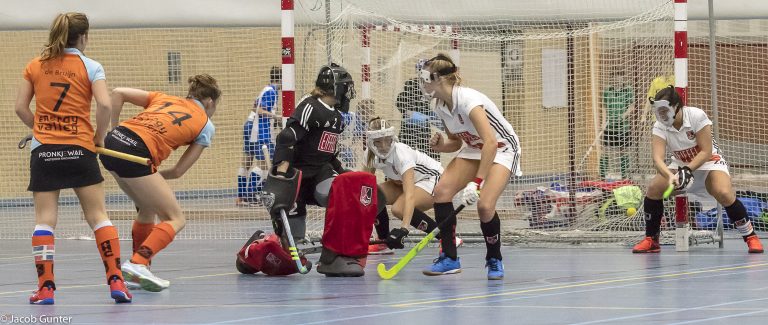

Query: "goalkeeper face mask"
(366, 121), (397, 159)
(652, 100), (677, 127)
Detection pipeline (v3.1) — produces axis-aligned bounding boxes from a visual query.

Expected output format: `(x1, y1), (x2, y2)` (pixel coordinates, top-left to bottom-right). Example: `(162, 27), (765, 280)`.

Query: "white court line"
(206, 306), (354, 325)
(567, 296), (768, 325)
(666, 309), (768, 324)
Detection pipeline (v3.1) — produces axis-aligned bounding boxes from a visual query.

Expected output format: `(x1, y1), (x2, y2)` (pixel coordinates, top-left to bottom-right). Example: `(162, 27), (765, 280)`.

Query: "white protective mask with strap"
(652, 99), (676, 127)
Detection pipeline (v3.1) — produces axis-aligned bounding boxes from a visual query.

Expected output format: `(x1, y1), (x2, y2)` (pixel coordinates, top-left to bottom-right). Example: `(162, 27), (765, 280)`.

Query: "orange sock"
(131, 222), (176, 266)
(32, 226), (55, 290)
(94, 225), (123, 283)
(132, 221), (155, 254)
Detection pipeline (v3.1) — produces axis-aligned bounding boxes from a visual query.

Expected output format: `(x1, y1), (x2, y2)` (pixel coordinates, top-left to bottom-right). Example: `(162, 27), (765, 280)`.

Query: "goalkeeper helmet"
(366, 118), (397, 159)
(316, 63), (356, 112)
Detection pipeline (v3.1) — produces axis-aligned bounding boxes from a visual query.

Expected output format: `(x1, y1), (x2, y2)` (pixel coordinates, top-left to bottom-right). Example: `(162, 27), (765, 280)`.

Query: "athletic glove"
(386, 227), (409, 249)
(460, 178), (482, 207)
(674, 166), (694, 191)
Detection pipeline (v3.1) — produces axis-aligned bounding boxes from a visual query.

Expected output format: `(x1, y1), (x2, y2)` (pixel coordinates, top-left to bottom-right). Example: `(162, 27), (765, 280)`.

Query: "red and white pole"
(674, 0), (689, 252)
(360, 25), (371, 100)
(281, 0), (296, 122)
(450, 26), (460, 68)
(674, 0), (688, 105)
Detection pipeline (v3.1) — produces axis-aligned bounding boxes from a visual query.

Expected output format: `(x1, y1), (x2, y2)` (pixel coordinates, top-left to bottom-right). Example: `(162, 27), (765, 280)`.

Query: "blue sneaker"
(423, 253), (461, 276)
(486, 258), (504, 280)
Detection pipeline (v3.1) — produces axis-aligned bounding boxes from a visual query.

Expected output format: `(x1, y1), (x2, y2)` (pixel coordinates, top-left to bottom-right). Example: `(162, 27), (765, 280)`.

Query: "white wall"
(1, 0), (767, 30)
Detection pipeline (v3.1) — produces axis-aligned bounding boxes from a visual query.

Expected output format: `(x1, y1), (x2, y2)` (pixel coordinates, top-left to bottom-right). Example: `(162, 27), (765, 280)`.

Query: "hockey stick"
(377, 204), (465, 280)
(18, 134), (151, 166)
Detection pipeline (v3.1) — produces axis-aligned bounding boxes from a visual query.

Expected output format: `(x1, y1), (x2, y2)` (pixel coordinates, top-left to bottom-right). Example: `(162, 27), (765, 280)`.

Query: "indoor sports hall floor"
(2, 236), (768, 324)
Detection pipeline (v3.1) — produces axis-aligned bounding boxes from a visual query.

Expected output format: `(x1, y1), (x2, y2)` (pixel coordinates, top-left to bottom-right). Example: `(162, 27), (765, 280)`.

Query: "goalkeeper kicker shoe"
(423, 253), (461, 276)
(122, 261), (170, 292)
(632, 236), (660, 253)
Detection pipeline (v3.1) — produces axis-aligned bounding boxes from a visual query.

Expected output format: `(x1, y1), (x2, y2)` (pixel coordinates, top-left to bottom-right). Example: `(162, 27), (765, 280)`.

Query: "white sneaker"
(121, 261), (170, 292)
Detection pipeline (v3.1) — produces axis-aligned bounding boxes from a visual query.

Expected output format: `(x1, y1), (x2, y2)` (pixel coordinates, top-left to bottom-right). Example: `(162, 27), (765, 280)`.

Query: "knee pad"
(314, 177), (334, 207)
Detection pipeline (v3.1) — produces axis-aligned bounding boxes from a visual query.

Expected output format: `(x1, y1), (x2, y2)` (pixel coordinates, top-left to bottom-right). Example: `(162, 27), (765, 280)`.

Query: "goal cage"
(0, 0), (766, 247)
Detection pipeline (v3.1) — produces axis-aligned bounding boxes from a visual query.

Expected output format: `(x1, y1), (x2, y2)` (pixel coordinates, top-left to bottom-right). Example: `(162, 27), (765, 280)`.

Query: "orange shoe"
(632, 236), (660, 253)
(109, 276), (133, 303)
(368, 243), (394, 255)
(29, 285), (55, 305)
(745, 235), (764, 254)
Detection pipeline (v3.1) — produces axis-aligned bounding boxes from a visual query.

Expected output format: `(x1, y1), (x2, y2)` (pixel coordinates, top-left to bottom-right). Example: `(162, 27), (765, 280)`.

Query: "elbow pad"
(274, 125), (300, 164)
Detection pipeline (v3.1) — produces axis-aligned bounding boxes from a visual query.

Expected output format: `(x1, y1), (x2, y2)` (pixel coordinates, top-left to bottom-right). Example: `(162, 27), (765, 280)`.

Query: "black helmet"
(315, 63), (355, 112)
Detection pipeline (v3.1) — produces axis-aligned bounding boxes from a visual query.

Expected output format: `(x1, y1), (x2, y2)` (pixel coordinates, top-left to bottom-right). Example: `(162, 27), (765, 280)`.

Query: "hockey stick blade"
(377, 205), (465, 280)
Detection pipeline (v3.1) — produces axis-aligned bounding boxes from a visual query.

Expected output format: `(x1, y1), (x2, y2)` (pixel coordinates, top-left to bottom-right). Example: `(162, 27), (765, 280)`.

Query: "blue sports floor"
(1, 237), (768, 325)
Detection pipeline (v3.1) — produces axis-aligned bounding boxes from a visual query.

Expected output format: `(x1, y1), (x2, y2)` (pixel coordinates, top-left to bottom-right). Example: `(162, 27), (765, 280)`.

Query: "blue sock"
(237, 176), (248, 199)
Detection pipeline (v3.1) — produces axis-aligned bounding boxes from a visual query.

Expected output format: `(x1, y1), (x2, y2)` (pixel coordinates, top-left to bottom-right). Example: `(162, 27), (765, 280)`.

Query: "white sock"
(93, 220), (114, 231)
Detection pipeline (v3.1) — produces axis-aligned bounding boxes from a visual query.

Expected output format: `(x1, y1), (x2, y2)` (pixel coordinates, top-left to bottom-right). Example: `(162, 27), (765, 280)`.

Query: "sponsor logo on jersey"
(318, 131), (339, 153)
(266, 252), (282, 267)
(457, 114), (464, 124)
(673, 145), (700, 163)
(686, 130), (696, 140)
(360, 186), (373, 206)
(455, 131), (505, 150)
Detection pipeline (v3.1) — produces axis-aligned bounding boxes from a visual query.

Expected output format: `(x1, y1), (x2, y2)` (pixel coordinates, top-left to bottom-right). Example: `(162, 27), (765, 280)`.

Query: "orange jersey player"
(100, 74), (220, 292)
(14, 12), (132, 305)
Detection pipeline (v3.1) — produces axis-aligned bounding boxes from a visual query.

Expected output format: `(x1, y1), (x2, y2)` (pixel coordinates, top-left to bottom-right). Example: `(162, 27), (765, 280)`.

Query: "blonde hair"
(310, 87), (331, 98)
(425, 52), (461, 86)
(187, 74), (221, 102)
(364, 117), (393, 172)
(41, 12), (89, 61)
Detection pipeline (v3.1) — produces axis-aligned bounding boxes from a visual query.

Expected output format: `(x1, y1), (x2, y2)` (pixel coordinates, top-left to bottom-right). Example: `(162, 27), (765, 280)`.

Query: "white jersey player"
(365, 118), (443, 255)
(633, 85), (763, 254)
(421, 53), (521, 279)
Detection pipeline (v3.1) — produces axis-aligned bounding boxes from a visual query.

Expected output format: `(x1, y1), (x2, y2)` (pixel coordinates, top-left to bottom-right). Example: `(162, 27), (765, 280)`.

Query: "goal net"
(0, 1), (765, 246)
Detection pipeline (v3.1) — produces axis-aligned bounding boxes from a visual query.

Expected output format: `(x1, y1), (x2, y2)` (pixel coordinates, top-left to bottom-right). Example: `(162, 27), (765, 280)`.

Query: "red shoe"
(29, 286), (55, 305)
(109, 276), (133, 303)
(745, 235), (764, 254)
(368, 243), (394, 255)
(632, 236), (660, 253)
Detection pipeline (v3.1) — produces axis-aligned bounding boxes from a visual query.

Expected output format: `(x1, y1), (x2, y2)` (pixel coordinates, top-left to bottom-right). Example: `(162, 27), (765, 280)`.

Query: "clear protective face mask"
(366, 125), (397, 159)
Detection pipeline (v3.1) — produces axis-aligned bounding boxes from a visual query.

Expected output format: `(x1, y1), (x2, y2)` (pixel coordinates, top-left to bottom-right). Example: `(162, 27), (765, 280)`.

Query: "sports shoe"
(121, 261), (170, 292)
(109, 276), (133, 303)
(423, 253), (461, 276)
(29, 284), (55, 305)
(632, 236), (660, 253)
(368, 243), (394, 255)
(486, 258), (504, 280)
(745, 234), (764, 254)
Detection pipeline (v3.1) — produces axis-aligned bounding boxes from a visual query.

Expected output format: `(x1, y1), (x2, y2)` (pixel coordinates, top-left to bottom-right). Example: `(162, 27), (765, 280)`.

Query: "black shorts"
(602, 130), (630, 148)
(28, 144), (104, 192)
(100, 126), (155, 178)
(292, 163), (340, 216)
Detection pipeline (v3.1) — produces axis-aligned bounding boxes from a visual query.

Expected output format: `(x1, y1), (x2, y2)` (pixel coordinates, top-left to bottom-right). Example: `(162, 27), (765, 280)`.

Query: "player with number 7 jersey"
(100, 74), (220, 292)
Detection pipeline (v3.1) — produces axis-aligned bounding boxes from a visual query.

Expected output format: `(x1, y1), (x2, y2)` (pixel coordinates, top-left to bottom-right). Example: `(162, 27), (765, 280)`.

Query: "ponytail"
(41, 13), (89, 61)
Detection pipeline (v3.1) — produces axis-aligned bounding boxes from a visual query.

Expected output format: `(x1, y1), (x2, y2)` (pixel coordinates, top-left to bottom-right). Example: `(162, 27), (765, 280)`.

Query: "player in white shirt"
(420, 54), (522, 280)
(633, 86), (763, 254)
(364, 118), (444, 255)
